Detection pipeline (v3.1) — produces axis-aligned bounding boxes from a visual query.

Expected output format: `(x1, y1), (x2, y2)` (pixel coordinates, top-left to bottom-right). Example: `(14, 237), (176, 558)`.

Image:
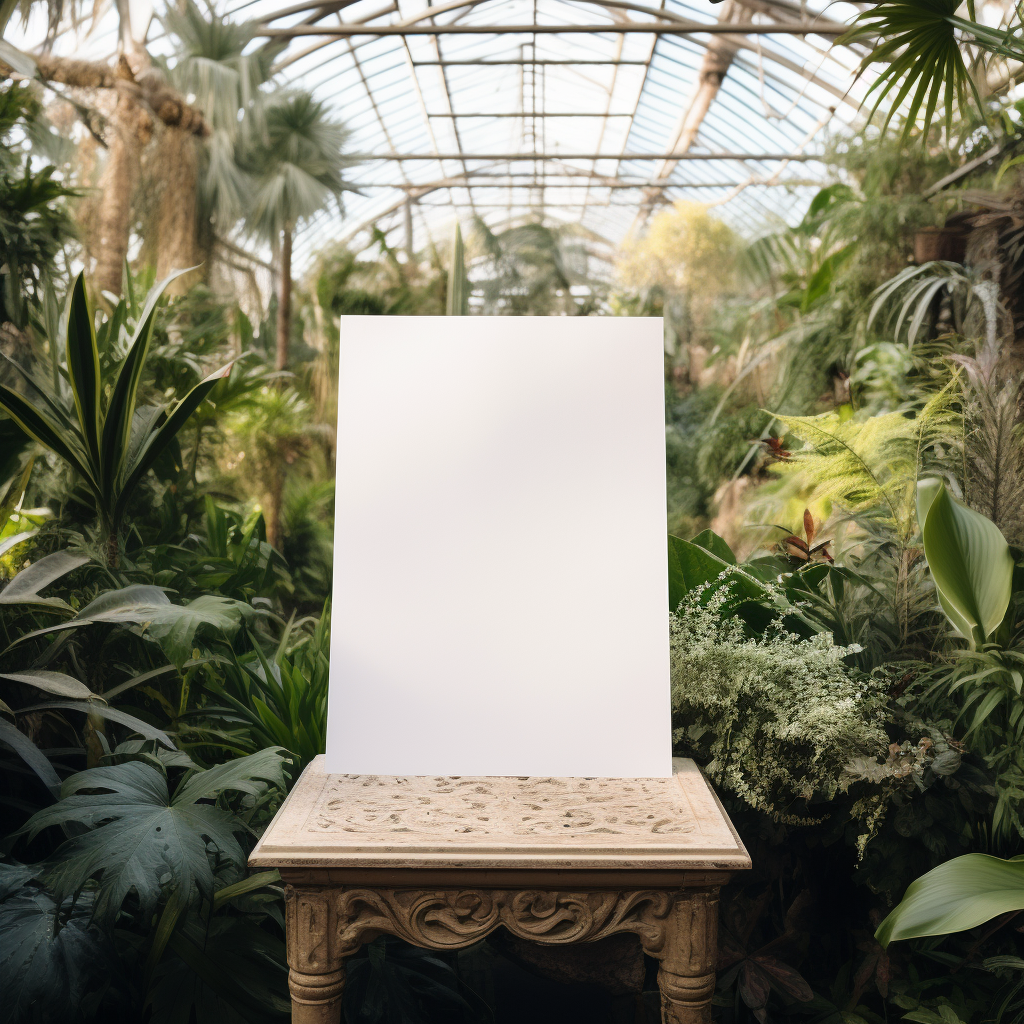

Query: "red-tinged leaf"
(750, 954), (814, 1001)
(876, 948), (890, 997)
(803, 509), (816, 545)
(738, 962), (771, 1010)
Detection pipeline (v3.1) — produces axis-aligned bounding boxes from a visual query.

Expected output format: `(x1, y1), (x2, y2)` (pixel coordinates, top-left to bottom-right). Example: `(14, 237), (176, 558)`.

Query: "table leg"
(285, 886), (347, 1024)
(649, 889), (719, 1024)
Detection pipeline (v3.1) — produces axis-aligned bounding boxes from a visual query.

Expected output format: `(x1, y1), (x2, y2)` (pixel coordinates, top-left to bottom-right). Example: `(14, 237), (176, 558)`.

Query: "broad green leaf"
(919, 479), (1014, 647)
(28, 761), (241, 921)
(0, 551), (88, 609)
(63, 274), (102, 471)
(21, 753), (283, 922)
(0, 879), (115, 1022)
(668, 535), (766, 612)
(690, 529), (737, 565)
(146, 595), (253, 668)
(876, 853), (1024, 947)
(0, 670), (93, 699)
(17, 700), (173, 748)
(75, 583), (171, 623)
(0, 717), (60, 797)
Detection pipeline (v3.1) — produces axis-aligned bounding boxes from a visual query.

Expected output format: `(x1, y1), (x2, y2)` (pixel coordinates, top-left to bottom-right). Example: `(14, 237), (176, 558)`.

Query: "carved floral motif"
(331, 887), (675, 955)
(308, 774), (702, 844)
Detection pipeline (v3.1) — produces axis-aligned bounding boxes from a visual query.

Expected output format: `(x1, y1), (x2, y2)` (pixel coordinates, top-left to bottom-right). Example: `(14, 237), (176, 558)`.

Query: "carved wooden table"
(250, 756), (750, 1024)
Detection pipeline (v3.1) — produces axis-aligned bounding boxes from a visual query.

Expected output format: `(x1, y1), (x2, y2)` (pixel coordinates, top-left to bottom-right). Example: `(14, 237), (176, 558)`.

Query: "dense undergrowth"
(3, 28), (1024, 1023)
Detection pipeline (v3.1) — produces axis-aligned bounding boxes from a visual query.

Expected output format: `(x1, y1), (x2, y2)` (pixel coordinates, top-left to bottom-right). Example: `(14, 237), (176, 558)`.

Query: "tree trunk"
(276, 225), (293, 372)
(32, 54), (210, 298)
(266, 465), (284, 551)
(93, 58), (152, 296)
(153, 127), (201, 293)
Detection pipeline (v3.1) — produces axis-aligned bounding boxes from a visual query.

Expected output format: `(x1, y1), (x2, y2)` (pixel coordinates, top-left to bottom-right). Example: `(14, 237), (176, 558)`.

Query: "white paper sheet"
(326, 315), (670, 777)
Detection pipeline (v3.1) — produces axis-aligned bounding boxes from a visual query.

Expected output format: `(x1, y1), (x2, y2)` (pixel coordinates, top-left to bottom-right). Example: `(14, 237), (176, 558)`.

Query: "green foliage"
(22, 748), (288, 922)
(0, 272), (231, 544)
(844, 0), (1024, 140)
(918, 478), (1014, 649)
(767, 381), (961, 545)
(189, 611), (330, 770)
(670, 584), (890, 822)
(0, 83), (76, 329)
(471, 217), (603, 315)
(0, 866), (117, 1024)
(241, 92), (353, 242)
(876, 853), (1024, 948)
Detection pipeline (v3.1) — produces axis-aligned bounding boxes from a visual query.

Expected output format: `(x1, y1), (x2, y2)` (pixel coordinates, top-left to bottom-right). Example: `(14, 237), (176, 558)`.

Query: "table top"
(250, 756), (750, 872)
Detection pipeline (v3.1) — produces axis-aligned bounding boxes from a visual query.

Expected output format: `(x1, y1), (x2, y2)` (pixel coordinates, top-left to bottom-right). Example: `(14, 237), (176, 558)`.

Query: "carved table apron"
(250, 756), (750, 1024)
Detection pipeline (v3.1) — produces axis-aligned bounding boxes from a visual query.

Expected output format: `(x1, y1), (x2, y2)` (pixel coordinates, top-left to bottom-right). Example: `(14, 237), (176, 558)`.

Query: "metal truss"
(216, 0), (876, 262)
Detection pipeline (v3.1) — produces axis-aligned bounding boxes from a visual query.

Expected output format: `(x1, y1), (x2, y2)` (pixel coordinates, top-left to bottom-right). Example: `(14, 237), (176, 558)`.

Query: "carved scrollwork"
(333, 887), (675, 955)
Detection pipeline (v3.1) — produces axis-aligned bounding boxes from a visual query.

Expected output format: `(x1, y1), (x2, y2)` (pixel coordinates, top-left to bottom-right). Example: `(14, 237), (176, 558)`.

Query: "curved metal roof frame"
(247, 0), (875, 266)
(12, 0), (878, 271)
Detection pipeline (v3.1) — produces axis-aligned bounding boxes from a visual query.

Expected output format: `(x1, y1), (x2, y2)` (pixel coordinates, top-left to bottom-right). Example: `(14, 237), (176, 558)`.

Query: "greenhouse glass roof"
(15, 0), (878, 266)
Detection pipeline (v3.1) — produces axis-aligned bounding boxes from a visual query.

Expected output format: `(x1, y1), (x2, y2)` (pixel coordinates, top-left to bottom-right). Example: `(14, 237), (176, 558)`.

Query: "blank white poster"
(326, 315), (670, 777)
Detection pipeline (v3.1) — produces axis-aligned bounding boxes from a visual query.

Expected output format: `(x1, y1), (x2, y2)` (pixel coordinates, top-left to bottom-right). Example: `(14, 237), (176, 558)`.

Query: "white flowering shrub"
(671, 584), (890, 823)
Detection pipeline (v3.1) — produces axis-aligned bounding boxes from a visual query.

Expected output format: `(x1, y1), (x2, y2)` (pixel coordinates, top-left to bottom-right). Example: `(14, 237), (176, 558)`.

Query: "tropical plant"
(157, 0), (276, 282)
(1, 743), (291, 1024)
(19, 746), (287, 919)
(874, 480), (1024, 947)
(842, 0), (1024, 141)
(0, 271), (231, 562)
(186, 608), (329, 771)
(0, 82), (76, 331)
(240, 91), (354, 371)
(471, 217), (602, 316)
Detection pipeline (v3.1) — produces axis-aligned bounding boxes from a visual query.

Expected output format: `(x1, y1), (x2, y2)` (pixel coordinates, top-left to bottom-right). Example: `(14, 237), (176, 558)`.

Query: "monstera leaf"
(0, 868), (117, 1024)
(22, 748), (288, 922)
(917, 478), (1015, 648)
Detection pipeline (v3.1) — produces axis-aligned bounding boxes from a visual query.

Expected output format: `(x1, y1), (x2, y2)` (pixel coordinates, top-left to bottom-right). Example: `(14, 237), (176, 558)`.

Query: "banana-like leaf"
(113, 362), (233, 527)
(4, 584), (172, 651)
(876, 853), (1024, 946)
(0, 550), (88, 608)
(100, 268), (193, 494)
(0, 530), (37, 558)
(0, 717), (61, 797)
(63, 274), (102, 472)
(17, 700), (174, 748)
(918, 478), (1014, 647)
(0, 670), (93, 699)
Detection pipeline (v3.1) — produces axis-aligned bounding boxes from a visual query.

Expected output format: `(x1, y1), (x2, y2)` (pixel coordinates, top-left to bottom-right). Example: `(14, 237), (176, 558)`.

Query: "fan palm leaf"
(843, 0), (1024, 140)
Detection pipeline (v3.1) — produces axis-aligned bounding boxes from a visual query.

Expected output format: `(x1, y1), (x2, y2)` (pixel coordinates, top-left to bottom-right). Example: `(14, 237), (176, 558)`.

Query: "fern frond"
(766, 375), (962, 544)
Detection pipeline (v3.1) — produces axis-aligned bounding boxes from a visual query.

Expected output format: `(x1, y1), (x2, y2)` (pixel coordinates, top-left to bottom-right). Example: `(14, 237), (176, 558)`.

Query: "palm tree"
(158, 1), (276, 287)
(843, 0), (1024, 140)
(471, 218), (603, 315)
(240, 92), (354, 372)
